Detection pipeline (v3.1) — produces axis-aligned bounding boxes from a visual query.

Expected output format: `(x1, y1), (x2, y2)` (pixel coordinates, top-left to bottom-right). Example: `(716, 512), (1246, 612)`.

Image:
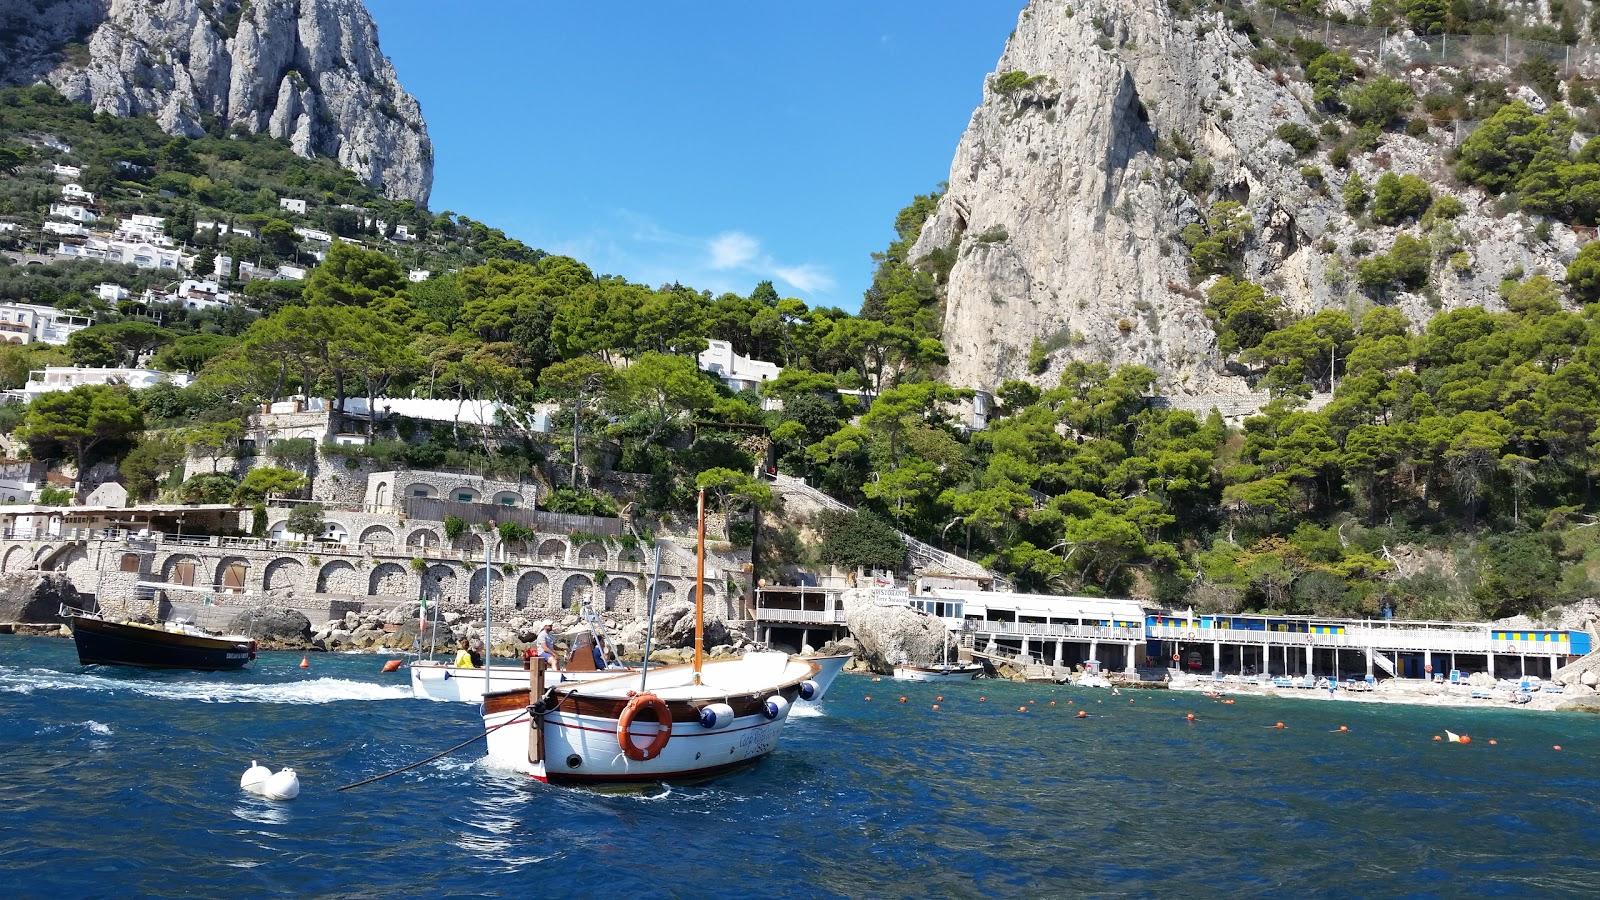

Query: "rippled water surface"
(5, 634), (1600, 896)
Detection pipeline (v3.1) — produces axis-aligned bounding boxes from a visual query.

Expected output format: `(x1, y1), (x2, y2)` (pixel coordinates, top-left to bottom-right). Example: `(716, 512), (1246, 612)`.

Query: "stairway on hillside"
(768, 474), (1005, 586)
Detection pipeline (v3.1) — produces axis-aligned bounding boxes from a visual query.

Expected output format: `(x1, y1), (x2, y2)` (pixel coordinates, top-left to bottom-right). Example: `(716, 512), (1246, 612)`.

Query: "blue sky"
(367, 1), (1023, 311)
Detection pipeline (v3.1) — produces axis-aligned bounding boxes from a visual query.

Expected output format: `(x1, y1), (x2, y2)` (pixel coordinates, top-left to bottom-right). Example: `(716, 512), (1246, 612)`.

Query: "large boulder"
(842, 588), (955, 674)
(0, 573), (83, 625)
(227, 606), (312, 649)
(615, 601), (730, 652)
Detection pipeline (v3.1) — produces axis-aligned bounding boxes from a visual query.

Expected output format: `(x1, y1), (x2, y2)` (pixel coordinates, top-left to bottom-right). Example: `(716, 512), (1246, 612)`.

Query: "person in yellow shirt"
(453, 638), (477, 669)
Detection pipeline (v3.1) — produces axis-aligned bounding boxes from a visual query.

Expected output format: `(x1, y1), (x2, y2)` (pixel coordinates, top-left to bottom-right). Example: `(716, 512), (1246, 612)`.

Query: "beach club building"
(871, 584), (1593, 681)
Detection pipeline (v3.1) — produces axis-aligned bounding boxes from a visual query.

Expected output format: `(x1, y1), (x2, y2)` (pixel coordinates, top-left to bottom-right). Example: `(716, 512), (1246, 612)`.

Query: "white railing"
(974, 620), (1142, 642)
(753, 606), (846, 624)
(1147, 624), (1570, 656)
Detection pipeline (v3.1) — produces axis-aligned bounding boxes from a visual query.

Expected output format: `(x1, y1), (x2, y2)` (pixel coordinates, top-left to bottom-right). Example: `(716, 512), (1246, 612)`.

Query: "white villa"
(11, 366), (193, 402)
(0, 303), (94, 345)
(279, 197), (307, 215)
(408, 269), (431, 282)
(698, 339), (782, 394)
(57, 238), (182, 271)
(293, 226), (332, 243)
(48, 203), (96, 223)
(43, 221), (89, 238)
(51, 164), (81, 180)
(60, 183), (94, 203)
(97, 283), (129, 302)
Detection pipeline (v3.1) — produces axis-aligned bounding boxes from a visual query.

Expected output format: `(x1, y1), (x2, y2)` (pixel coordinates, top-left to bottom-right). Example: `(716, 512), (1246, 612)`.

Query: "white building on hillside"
(293, 226), (331, 243)
(279, 197), (307, 215)
(12, 367), (192, 402)
(60, 183), (93, 203)
(49, 203), (96, 223)
(0, 303), (94, 346)
(56, 238), (182, 271)
(408, 269), (431, 282)
(115, 215), (170, 245)
(698, 339), (782, 394)
(276, 264), (306, 280)
(51, 163), (81, 180)
(43, 221), (88, 238)
(97, 283), (129, 302)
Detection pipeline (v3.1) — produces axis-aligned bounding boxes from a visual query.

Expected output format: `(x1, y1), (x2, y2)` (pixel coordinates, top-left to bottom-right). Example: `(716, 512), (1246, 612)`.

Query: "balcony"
(754, 606), (846, 625)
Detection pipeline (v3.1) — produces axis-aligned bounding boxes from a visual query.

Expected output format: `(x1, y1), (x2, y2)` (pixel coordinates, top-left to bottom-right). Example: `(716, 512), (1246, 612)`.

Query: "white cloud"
(708, 231), (759, 270)
(773, 264), (835, 293)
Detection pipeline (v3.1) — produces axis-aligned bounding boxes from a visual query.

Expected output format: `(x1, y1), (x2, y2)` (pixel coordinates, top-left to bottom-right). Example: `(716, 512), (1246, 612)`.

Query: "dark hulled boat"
(67, 613), (256, 670)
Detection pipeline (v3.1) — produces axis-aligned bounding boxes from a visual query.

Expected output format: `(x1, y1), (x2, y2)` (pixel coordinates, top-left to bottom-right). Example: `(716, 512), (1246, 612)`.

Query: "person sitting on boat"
(536, 622), (560, 671)
(453, 639), (476, 670)
(590, 632), (607, 670)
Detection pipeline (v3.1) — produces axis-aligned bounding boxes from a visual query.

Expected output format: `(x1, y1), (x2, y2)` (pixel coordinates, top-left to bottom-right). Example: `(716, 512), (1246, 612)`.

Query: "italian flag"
(418, 596), (428, 630)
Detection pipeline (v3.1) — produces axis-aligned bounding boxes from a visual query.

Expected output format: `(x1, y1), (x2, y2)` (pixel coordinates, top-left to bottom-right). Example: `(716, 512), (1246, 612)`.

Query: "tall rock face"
(0, 0), (432, 204)
(913, 0), (1570, 396)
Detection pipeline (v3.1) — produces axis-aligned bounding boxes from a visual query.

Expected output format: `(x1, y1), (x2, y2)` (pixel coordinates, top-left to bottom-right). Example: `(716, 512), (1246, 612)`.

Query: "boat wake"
(788, 704), (827, 718)
(34, 720), (114, 736)
(0, 666), (412, 704)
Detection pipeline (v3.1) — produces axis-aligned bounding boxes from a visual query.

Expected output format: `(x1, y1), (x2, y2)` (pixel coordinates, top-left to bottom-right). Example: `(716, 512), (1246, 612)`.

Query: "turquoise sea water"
(3, 633), (1600, 896)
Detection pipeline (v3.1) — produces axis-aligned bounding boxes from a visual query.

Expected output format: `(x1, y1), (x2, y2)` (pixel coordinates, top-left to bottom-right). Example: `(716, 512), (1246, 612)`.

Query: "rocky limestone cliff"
(0, 0), (431, 203)
(913, 0), (1575, 396)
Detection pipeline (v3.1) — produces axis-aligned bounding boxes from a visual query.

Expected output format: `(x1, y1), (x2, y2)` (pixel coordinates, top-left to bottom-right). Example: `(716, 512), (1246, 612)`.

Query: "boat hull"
(481, 653), (816, 785)
(70, 616), (254, 671)
(892, 665), (981, 683)
(409, 661), (629, 702)
(802, 653), (850, 698)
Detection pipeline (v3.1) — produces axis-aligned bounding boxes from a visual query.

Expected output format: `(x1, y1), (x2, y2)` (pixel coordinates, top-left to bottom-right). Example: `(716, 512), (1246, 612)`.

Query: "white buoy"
(240, 760), (271, 796)
(262, 767), (301, 800)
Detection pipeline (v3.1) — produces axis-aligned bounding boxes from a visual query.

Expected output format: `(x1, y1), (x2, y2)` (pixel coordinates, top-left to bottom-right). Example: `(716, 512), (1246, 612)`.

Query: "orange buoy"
(1076, 710), (1088, 718)
(1018, 706), (1028, 713)
(299, 656), (309, 669)
(1459, 735), (1472, 745)
(381, 659), (402, 673)
(1224, 699), (1235, 705)
(1271, 722), (1286, 729)
(1433, 735), (1442, 741)
(1336, 725), (1349, 733)
(1488, 739), (1497, 745)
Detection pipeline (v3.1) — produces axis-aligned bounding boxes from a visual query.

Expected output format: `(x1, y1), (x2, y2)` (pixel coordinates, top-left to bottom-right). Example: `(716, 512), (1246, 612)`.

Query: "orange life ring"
(617, 692), (673, 761)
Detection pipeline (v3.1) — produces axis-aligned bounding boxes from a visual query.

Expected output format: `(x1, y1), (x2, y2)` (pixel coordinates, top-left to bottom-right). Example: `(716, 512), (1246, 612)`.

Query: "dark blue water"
(4, 634), (1600, 896)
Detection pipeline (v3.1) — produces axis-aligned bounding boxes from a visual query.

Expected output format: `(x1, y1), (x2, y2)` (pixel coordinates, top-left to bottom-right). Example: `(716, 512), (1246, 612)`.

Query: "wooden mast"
(694, 487), (706, 685)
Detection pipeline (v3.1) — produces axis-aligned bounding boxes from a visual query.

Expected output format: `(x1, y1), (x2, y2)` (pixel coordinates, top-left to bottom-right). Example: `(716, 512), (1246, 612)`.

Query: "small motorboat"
(64, 606), (255, 671)
(892, 662), (984, 682)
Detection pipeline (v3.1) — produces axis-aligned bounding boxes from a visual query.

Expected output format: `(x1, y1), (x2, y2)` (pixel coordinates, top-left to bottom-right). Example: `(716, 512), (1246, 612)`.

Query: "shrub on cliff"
(1371, 173), (1433, 225)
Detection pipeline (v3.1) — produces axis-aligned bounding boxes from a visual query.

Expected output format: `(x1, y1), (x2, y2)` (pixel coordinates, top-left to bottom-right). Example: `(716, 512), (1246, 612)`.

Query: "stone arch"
(33, 545), (55, 563)
(359, 524), (396, 545)
(516, 571), (549, 609)
(162, 554), (200, 586)
(603, 576), (635, 613)
(322, 520), (349, 543)
(536, 538), (567, 563)
(3, 545), (28, 572)
(560, 572), (594, 607)
(492, 490), (523, 507)
(317, 560), (362, 594)
(576, 541), (606, 566)
(468, 566), (509, 606)
(373, 480), (391, 508)
(422, 564), (458, 603)
(642, 579), (675, 615)
(263, 557), (305, 592)
(215, 556), (250, 593)
(369, 562), (410, 596)
(449, 485), (481, 503)
(406, 482), (437, 499)
(461, 533), (484, 555)
(617, 546), (643, 569)
(406, 527), (439, 549)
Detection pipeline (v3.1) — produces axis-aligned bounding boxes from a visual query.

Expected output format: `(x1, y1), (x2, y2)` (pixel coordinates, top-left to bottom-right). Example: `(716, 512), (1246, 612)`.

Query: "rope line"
(336, 709), (533, 792)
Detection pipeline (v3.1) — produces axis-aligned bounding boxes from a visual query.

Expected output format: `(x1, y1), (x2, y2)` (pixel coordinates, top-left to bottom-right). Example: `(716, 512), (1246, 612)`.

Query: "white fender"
(798, 679), (822, 701)
(764, 694), (790, 720)
(240, 760), (271, 795)
(698, 702), (735, 729)
(263, 767), (301, 800)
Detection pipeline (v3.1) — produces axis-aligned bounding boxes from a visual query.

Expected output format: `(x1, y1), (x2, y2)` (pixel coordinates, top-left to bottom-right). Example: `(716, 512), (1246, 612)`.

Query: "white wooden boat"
(481, 488), (818, 786)
(892, 662), (983, 682)
(482, 651), (820, 785)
